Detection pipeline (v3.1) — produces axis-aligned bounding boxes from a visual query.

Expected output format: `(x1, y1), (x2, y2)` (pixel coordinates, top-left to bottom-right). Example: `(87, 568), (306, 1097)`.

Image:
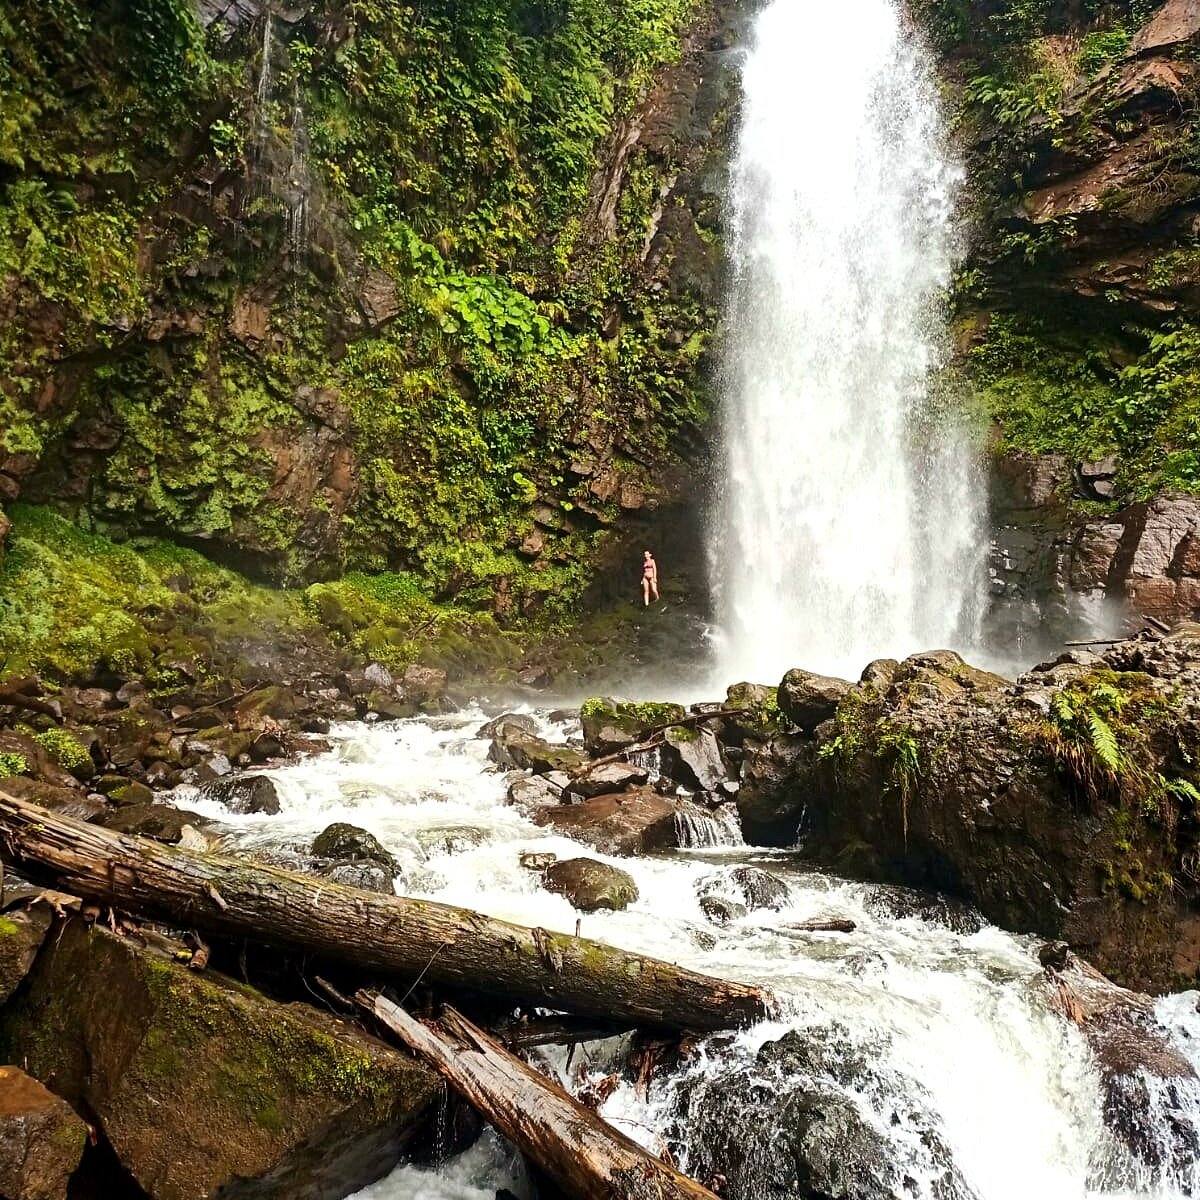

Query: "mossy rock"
(579, 697), (686, 753)
(0, 920), (439, 1200)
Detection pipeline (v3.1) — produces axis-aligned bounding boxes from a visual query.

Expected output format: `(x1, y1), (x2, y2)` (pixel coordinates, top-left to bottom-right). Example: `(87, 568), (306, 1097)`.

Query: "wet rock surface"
(543, 858), (640, 912)
(0, 1065), (87, 1200)
(0, 920), (439, 1200)
(311, 822), (398, 887)
(666, 1027), (977, 1200)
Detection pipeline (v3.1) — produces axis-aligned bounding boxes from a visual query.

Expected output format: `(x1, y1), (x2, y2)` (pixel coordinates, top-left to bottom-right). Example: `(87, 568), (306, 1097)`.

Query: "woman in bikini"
(642, 550), (659, 606)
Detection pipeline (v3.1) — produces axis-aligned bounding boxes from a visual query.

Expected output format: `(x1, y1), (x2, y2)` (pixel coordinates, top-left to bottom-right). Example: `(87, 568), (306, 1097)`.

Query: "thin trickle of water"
(256, 11), (273, 104)
(713, 0), (987, 683)
(181, 711), (1200, 1200)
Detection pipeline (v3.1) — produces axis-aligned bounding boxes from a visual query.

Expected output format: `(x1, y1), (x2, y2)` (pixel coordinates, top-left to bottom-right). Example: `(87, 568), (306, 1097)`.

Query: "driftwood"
(0, 789), (771, 1032)
(362, 994), (720, 1200)
(495, 1013), (633, 1050)
(779, 918), (857, 934)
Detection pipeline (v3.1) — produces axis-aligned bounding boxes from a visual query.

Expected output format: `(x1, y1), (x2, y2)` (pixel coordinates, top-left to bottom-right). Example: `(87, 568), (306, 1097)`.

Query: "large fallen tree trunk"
(0, 789), (770, 1032)
(363, 994), (719, 1200)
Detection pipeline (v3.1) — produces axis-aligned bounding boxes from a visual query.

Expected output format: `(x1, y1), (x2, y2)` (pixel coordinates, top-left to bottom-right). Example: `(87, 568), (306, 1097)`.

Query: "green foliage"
(970, 315), (1200, 500)
(0, 752), (28, 778)
(964, 65), (1063, 128)
(28, 727), (90, 773)
(1077, 28), (1131, 78)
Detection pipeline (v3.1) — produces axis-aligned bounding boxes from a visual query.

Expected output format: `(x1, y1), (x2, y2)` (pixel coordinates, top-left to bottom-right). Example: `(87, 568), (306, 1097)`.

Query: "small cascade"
(674, 804), (744, 849)
(256, 11), (273, 104)
(285, 78), (311, 275)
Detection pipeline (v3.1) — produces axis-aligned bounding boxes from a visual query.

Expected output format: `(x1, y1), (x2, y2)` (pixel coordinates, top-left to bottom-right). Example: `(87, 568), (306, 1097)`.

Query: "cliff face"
(0, 0), (741, 614)
(926, 0), (1200, 647)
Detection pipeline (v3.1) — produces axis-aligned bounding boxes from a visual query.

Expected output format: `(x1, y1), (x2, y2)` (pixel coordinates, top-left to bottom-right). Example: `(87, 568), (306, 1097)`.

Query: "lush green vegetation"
(0, 0), (713, 627)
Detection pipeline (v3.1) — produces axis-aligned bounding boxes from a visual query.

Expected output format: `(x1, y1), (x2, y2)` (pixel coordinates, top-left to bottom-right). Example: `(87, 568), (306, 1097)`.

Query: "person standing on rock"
(641, 550), (659, 606)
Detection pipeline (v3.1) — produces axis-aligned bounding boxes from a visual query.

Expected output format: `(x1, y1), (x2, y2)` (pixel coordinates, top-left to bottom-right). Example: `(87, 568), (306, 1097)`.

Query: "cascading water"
(713, 0), (986, 683)
(178, 710), (1200, 1200)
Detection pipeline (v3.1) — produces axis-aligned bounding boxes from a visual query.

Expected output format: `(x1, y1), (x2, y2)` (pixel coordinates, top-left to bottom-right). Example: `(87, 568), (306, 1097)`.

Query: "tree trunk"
(0, 789), (771, 1032)
(363, 994), (720, 1200)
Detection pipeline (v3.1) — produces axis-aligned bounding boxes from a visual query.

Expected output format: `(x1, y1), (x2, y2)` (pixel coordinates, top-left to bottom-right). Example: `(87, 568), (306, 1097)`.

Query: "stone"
(477, 712), (538, 741)
(0, 906), (53, 1004)
(662, 725), (729, 791)
(698, 866), (790, 914)
(360, 690), (417, 721)
(579, 698), (685, 754)
(562, 761), (649, 802)
(311, 822), (398, 878)
(543, 858), (639, 912)
(401, 664), (447, 704)
(506, 772), (569, 809)
(777, 668), (853, 730)
(860, 658), (900, 690)
(105, 779), (155, 807)
(201, 773), (282, 815)
(0, 921), (438, 1200)
(519, 851), (557, 871)
(234, 685), (298, 724)
(363, 662), (394, 690)
(699, 895), (747, 926)
(1131, 0), (1200, 55)
(532, 787), (708, 856)
(488, 728), (584, 774)
(0, 777), (105, 822)
(96, 804), (211, 844)
(0, 1065), (87, 1200)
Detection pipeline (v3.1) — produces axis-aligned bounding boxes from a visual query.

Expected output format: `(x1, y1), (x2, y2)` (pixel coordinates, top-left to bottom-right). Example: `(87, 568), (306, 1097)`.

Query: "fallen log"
(0, 789), (771, 1032)
(362, 994), (719, 1200)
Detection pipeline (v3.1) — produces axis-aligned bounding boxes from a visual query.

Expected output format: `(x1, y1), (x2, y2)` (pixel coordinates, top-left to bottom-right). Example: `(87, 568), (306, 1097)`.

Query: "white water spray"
(714, 0), (986, 682)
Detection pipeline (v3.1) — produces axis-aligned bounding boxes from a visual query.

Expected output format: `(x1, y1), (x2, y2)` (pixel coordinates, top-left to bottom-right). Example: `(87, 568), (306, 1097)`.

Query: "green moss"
(30, 727), (90, 773)
(0, 753), (28, 778)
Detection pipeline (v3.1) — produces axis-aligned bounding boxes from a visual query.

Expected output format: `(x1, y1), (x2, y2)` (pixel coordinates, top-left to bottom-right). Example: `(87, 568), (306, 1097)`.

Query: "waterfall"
(713, 0), (987, 684)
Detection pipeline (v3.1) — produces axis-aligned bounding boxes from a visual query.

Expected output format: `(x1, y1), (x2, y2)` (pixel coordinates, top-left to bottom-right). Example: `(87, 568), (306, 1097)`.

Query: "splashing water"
(180, 711), (1200, 1200)
(713, 0), (986, 683)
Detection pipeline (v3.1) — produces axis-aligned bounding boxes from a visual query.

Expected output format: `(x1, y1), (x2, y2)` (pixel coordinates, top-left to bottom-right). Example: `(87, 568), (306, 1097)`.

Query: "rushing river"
(178, 709), (1200, 1200)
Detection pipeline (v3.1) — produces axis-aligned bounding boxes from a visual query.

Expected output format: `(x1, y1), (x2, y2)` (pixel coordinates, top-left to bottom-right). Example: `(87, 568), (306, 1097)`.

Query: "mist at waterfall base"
(712, 0), (987, 685)
(181, 711), (1200, 1200)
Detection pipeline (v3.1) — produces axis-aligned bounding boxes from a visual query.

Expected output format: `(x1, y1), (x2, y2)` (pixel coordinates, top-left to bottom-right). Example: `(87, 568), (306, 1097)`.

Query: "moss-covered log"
(0, 789), (771, 1032)
(364, 995), (721, 1200)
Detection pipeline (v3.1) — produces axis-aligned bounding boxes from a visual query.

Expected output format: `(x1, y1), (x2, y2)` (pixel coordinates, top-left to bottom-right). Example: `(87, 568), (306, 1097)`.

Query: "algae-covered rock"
(97, 803), (211, 844)
(0, 906), (53, 1004)
(579, 698), (686, 754)
(778, 668), (853, 731)
(0, 920), (439, 1200)
(533, 786), (711, 856)
(0, 1065), (87, 1200)
(312, 822), (398, 881)
(543, 858), (640, 912)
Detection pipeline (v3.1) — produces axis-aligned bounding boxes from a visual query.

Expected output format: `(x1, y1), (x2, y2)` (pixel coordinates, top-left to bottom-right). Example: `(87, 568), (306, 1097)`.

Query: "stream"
(177, 708), (1200, 1200)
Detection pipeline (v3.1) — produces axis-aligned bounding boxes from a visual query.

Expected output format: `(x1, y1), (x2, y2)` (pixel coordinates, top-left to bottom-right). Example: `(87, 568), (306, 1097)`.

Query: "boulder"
(478, 713), (538, 741)
(202, 774), (282, 815)
(699, 896), (747, 926)
(579, 698), (685, 754)
(0, 777), (105, 822)
(0, 1066), (87, 1200)
(488, 729), (583, 774)
(777, 668), (853, 730)
(360, 691), (417, 722)
(507, 771), (569, 809)
(543, 858), (640, 912)
(532, 786), (712, 856)
(234, 685), (298, 724)
(661, 725), (729, 791)
(0, 921), (438, 1200)
(0, 906), (53, 1004)
(400, 664), (448, 705)
(311, 822), (398, 879)
(562, 761), (649, 802)
(666, 1026), (974, 1200)
(96, 804), (211, 844)
(697, 866), (790, 915)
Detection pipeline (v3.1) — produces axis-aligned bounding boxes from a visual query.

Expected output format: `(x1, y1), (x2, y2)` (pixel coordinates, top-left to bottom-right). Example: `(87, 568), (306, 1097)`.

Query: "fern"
(1161, 777), (1200, 806)
(1084, 711), (1124, 774)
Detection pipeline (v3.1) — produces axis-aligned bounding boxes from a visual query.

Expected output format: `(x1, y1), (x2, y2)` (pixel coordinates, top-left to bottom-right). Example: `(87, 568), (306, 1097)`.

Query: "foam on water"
(181, 711), (1200, 1199)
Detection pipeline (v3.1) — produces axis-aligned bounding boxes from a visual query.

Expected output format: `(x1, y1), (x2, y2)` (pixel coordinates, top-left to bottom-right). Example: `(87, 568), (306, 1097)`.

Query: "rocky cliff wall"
(0, 0), (743, 617)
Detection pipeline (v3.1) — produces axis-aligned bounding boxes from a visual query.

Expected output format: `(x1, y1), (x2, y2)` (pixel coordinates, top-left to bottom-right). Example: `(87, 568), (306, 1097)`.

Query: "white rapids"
(178, 709), (1200, 1200)
(712, 0), (987, 683)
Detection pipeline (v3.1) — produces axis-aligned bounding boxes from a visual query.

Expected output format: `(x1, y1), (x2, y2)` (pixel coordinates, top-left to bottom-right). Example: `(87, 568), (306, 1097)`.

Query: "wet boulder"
(201, 773), (282, 815)
(478, 713), (538, 741)
(0, 1065), (87, 1200)
(580, 698), (685, 754)
(532, 786), (712, 856)
(488, 727), (583, 774)
(697, 866), (791, 913)
(97, 804), (211, 844)
(562, 761), (649, 802)
(507, 771), (569, 810)
(862, 885), (985, 935)
(543, 858), (639, 912)
(400, 664), (448, 706)
(699, 895), (748, 926)
(0, 920), (439, 1200)
(0, 777), (106, 822)
(0, 905), (53, 1004)
(777, 668), (853, 731)
(311, 822), (397, 891)
(666, 1026), (976, 1200)
(661, 725), (729, 791)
